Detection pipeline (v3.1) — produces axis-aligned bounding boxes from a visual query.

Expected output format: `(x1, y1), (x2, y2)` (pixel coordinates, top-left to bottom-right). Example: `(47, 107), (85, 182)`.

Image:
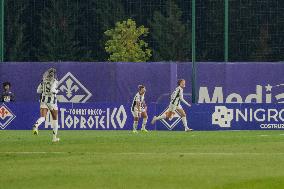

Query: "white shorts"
(40, 102), (58, 111)
(131, 108), (146, 117)
(168, 104), (182, 112)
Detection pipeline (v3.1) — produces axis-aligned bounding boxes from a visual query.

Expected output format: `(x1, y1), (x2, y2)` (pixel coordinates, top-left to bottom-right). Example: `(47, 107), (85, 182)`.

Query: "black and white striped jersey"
(170, 86), (191, 107)
(170, 86), (183, 106)
(131, 92), (145, 111)
(37, 79), (59, 104)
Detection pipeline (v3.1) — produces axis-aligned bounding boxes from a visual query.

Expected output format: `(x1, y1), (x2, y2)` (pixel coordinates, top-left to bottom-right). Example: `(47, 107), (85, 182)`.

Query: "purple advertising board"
(0, 62), (283, 130)
(1, 103), (283, 131)
(1, 62), (283, 104)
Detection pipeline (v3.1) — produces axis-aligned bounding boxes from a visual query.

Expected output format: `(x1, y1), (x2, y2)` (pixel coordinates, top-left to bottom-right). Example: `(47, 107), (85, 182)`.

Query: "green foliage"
(104, 19), (152, 62)
(4, 0), (284, 62)
(150, 0), (191, 61)
(37, 0), (81, 61)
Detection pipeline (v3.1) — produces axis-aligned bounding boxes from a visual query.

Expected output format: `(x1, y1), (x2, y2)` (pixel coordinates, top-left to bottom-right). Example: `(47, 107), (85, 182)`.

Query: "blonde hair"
(177, 79), (185, 86)
(43, 68), (57, 81)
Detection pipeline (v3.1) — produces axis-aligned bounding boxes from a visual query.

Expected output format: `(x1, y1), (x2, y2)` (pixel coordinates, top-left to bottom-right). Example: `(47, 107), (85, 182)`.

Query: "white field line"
(1, 152), (284, 155)
(0, 152), (65, 154)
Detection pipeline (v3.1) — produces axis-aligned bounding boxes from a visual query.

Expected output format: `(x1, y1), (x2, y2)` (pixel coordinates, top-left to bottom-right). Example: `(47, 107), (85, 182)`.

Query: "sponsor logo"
(45, 105), (127, 130)
(199, 84), (284, 103)
(159, 107), (182, 130)
(212, 106), (233, 128)
(212, 105), (284, 129)
(0, 104), (16, 129)
(57, 72), (92, 103)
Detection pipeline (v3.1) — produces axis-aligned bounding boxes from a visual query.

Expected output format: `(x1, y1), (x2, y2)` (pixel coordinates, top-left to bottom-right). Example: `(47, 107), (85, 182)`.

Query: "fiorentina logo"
(0, 104), (16, 129)
(57, 72), (92, 103)
(159, 107), (182, 130)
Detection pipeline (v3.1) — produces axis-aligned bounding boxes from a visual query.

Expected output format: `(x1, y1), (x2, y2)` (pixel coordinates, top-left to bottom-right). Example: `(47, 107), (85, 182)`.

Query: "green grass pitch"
(1, 130), (284, 189)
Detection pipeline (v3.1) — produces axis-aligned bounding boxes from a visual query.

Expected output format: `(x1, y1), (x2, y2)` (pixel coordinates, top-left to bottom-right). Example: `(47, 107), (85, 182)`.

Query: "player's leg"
(141, 110), (148, 132)
(50, 104), (60, 142)
(176, 107), (192, 131)
(132, 110), (139, 133)
(32, 106), (48, 135)
(151, 105), (175, 124)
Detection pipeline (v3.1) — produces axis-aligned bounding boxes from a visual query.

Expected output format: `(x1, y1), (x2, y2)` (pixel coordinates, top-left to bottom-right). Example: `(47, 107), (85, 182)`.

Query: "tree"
(5, 0), (28, 61)
(37, 0), (81, 61)
(76, 1), (126, 61)
(150, 0), (191, 61)
(251, 23), (272, 61)
(104, 19), (152, 62)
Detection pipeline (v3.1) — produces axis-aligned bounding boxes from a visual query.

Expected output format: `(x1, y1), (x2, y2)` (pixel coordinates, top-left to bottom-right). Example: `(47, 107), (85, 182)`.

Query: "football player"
(151, 79), (193, 132)
(131, 85), (148, 133)
(32, 68), (60, 142)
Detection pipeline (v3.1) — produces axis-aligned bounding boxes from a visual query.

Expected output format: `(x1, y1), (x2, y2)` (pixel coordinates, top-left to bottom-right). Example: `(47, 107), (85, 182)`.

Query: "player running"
(32, 68), (60, 142)
(131, 85), (148, 133)
(151, 79), (193, 132)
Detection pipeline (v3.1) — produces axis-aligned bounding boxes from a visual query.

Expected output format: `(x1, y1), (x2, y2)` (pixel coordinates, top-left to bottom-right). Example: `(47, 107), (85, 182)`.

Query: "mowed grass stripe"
(0, 130), (284, 189)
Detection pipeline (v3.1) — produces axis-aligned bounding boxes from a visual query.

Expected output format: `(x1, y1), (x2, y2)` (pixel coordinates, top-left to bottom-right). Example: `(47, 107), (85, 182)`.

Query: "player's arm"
(134, 100), (142, 118)
(133, 95), (141, 112)
(180, 90), (191, 107)
(142, 100), (147, 111)
(51, 80), (59, 94)
(136, 100), (141, 112)
(36, 82), (43, 94)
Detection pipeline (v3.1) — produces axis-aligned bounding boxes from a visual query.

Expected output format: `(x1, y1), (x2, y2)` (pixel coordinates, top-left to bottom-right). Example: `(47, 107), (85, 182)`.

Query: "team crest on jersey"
(57, 72), (92, 103)
(159, 107), (182, 130)
(0, 104), (16, 129)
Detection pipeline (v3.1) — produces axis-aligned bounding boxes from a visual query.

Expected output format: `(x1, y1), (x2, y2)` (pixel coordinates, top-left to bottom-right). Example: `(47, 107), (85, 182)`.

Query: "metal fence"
(2, 0), (284, 62)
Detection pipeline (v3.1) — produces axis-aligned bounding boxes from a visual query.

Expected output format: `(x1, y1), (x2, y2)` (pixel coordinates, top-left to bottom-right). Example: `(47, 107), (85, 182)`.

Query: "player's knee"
(165, 112), (171, 119)
(40, 112), (47, 117)
(51, 115), (58, 120)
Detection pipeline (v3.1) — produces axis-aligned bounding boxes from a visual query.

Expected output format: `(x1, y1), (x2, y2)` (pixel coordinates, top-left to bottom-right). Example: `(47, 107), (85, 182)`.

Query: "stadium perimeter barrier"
(0, 62), (284, 130)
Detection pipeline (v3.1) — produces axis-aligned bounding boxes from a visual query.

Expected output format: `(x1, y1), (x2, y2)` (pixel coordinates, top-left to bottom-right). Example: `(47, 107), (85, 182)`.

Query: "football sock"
(52, 119), (59, 139)
(142, 118), (148, 130)
(34, 117), (45, 129)
(133, 121), (138, 130)
(155, 114), (167, 120)
(181, 117), (189, 130)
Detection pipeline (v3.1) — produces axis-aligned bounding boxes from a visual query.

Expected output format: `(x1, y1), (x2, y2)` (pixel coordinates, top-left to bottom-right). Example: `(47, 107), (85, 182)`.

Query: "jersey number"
(43, 82), (51, 93)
